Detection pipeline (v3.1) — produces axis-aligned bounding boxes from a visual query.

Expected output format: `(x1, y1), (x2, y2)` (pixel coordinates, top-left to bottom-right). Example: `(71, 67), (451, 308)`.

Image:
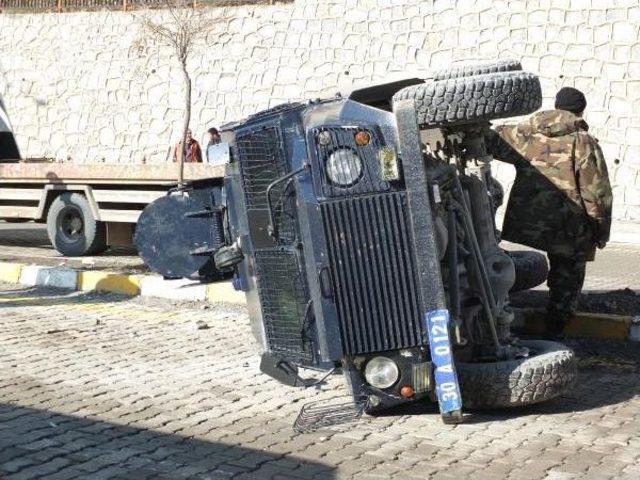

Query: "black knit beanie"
(555, 87), (587, 115)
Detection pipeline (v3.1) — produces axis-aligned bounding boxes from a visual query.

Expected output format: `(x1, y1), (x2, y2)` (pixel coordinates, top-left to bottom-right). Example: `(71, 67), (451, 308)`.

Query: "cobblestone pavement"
(2, 283), (640, 479)
(502, 242), (640, 292)
(581, 244), (640, 292)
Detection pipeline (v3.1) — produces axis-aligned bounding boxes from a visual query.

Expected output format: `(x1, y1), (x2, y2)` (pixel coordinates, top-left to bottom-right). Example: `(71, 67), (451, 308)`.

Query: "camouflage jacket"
(486, 110), (613, 261)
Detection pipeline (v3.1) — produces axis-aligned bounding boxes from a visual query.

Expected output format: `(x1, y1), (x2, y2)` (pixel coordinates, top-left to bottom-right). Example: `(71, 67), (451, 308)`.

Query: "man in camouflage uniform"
(486, 87), (613, 337)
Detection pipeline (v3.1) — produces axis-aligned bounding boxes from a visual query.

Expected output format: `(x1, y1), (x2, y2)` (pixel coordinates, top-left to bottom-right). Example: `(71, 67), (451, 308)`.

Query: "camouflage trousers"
(546, 254), (587, 323)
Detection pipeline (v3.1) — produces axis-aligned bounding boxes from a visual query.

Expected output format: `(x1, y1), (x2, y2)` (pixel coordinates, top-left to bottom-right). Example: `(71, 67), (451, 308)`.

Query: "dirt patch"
(510, 288), (640, 316)
(566, 337), (640, 374)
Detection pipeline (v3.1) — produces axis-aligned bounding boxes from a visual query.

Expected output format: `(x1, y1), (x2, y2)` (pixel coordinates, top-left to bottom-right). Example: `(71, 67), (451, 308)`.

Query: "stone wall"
(0, 0), (639, 220)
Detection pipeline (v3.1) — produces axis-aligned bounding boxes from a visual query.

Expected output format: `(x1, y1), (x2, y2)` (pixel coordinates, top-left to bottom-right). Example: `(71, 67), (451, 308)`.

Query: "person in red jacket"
(172, 129), (202, 163)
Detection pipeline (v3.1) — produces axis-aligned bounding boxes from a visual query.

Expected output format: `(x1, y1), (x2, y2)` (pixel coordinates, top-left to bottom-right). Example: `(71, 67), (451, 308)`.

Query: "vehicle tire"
(457, 340), (576, 409)
(509, 250), (549, 292)
(431, 59), (522, 81)
(46, 193), (107, 256)
(392, 70), (542, 127)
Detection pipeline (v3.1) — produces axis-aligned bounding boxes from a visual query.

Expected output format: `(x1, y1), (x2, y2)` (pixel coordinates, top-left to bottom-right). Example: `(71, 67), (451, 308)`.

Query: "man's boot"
(544, 309), (571, 341)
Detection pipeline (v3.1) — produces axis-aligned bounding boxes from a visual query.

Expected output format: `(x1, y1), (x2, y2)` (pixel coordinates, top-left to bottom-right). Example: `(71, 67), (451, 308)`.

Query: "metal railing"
(0, 0), (277, 12)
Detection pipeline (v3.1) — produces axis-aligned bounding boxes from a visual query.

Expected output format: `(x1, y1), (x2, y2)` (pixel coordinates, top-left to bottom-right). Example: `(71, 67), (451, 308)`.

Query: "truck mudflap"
(425, 309), (464, 424)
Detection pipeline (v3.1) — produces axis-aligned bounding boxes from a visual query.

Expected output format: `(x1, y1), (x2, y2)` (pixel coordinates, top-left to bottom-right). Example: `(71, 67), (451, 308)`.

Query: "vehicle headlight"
(326, 148), (363, 187)
(364, 356), (399, 389)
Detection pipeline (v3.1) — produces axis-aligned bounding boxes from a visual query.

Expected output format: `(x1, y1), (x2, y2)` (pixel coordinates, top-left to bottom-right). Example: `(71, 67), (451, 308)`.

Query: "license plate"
(425, 309), (463, 414)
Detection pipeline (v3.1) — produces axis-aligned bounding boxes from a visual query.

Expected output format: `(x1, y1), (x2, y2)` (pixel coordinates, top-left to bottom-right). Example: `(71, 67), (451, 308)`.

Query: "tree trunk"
(178, 61), (192, 186)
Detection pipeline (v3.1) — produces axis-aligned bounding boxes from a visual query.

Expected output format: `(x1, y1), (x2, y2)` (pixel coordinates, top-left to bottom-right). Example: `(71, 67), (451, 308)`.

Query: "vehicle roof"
(220, 78), (425, 132)
(347, 78), (424, 111)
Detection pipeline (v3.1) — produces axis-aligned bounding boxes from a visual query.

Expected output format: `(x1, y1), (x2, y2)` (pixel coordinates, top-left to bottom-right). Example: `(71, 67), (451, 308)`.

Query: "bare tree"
(142, 0), (215, 185)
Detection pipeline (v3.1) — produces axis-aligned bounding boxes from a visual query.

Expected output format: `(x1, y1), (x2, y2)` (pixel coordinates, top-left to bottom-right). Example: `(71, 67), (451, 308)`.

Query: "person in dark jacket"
(206, 127), (221, 163)
(486, 87), (613, 337)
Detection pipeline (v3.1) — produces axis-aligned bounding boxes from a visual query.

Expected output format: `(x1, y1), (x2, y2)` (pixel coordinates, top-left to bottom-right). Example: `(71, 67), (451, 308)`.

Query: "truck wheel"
(47, 193), (107, 256)
(431, 59), (522, 81)
(509, 250), (549, 292)
(392, 70), (542, 127)
(457, 340), (576, 409)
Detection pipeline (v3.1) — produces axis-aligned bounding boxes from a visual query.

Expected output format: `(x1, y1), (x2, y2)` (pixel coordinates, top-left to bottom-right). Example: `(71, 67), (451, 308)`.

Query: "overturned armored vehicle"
(137, 61), (576, 424)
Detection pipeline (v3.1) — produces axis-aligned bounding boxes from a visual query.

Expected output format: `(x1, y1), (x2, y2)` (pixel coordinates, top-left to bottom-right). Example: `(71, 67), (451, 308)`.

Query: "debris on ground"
(566, 337), (640, 373)
(194, 320), (209, 330)
(511, 288), (640, 316)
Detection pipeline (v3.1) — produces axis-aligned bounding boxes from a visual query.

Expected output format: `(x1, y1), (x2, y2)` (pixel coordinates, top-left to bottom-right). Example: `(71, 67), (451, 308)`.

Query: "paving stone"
(0, 448), (31, 466)
(1, 456), (34, 475)
(6, 458), (71, 480)
(43, 467), (87, 480)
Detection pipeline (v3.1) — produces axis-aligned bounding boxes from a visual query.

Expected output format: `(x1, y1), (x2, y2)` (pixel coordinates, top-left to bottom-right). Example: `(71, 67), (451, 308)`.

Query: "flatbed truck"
(1, 95), (223, 256)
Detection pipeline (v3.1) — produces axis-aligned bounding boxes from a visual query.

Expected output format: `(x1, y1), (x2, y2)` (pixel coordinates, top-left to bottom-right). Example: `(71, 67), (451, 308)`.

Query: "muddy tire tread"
(431, 59), (523, 81)
(392, 71), (542, 127)
(457, 340), (577, 409)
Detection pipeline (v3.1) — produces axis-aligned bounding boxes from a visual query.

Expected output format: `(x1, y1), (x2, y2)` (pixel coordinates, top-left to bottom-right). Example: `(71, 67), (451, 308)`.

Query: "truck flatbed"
(0, 161), (224, 221)
(1, 90), (226, 257)
(0, 161), (224, 184)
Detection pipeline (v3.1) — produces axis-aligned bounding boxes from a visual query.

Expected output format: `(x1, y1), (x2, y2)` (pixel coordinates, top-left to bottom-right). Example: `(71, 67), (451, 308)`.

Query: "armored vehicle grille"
(321, 192), (423, 355)
(236, 126), (296, 244)
(236, 127), (287, 210)
(254, 249), (313, 363)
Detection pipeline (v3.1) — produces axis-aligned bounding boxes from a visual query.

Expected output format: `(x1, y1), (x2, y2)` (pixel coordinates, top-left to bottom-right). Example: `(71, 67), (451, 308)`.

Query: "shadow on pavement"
(0, 285), (131, 307)
(0, 222), (138, 258)
(0, 225), (51, 248)
(0, 402), (336, 480)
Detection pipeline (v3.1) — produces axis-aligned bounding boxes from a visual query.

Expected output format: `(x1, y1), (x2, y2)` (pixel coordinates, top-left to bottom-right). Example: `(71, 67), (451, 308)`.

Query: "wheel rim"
(58, 206), (84, 243)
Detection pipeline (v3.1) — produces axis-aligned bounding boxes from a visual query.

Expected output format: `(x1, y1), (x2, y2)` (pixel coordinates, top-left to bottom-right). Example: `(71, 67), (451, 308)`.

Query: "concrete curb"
(514, 308), (640, 342)
(0, 261), (247, 305)
(20, 265), (78, 289)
